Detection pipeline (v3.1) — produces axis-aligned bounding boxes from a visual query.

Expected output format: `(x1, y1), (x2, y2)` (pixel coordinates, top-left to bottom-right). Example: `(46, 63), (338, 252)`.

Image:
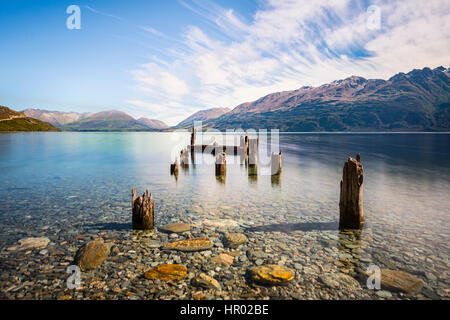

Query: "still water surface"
(0, 132), (448, 298)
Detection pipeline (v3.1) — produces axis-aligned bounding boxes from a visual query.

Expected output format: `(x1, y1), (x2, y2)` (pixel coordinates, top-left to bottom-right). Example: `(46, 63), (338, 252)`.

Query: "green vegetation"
(0, 105), (60, 132)
(0, 117), (61, 132)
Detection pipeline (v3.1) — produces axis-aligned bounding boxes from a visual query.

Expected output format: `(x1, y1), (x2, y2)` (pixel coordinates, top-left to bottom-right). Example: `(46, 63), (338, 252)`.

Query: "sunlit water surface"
(0, 132), (449, 298)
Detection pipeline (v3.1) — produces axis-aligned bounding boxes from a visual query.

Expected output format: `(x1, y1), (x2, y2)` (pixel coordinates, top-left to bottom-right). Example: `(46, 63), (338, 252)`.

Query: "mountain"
(22, 109), (92, 128)
(202, 67), (450, 132)
(136, 117), (169, 130)
(22, 108), (168, 131)
(62, 110), (157, 131)
(176, 107), (231, 128)
(0, 106), (61, 132)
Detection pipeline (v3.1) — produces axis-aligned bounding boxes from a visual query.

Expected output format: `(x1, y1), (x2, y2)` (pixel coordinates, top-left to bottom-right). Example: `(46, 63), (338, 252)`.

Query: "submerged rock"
(201, 219), (239, 229)
(159, 222), (191, 234)
(223, 232), (247, 248)
(320, 273), (360, 290)
(144, 264), (187, 281)
(376, 290), (392, 298)
(379, 269), (424, 293)
(74, 238), (111, 271)
(191, 273), (221, 290)
(162, 236), (212, 252)
(7, 237), (50, 251)
(248, 265), (294, 285)
(361, 268), (424, 294)
(211, 253), (234, 266)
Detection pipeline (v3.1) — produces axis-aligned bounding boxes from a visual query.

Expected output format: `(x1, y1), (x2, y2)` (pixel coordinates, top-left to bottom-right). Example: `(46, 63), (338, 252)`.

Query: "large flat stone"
(201, 219), (239, 229)
(320, 273), (360, 290)
(249, 265), (294, 285)
(191, 273), (221, 290)
(162, 236), (212, 252)
(144, 264), (187, 281)
(223, 232), (247, 248)
(211, 253), (234, 266)
(7, 237), (50, 251)
(159, 222), (191, 234)
(380, 269), (424, 293)
(360, 268), (424, 293)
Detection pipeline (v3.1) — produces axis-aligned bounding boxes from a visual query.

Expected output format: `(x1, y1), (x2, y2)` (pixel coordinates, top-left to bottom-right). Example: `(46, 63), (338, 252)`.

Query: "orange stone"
(144, 264), (187, 281)
(211, 253), (234, 266)
(249, 265), (294, 285)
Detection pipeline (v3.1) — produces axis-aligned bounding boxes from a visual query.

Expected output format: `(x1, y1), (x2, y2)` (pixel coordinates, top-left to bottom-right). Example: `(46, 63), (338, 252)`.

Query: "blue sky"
(1, 0), (449, 125)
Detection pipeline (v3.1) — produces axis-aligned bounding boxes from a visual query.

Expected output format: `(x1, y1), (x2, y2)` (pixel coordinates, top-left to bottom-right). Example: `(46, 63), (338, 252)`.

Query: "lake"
(0, 132), (449, 299)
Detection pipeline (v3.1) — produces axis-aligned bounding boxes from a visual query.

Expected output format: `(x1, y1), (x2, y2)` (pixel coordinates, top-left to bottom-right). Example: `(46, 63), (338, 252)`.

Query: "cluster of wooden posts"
(169, 128), (283, 180)
(133, 128), (365, 231)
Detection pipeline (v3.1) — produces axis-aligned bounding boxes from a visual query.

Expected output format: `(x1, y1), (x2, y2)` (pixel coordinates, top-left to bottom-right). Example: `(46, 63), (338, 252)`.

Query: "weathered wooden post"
(132, 188), (154, 230)
(339, 153), (364, 229)
(180, 148), (189, 167)
(271, 150), (282, 175)
(190, 127), (196, 146)
(215, 150), (226, 176)
(245, 133), (249, 156)
(170, 158), (179, 176)
(271, 174), (281, 186)
(239, 135), (246, 165)
(190, 149), (196, 167)
(248, 138), (258, 176)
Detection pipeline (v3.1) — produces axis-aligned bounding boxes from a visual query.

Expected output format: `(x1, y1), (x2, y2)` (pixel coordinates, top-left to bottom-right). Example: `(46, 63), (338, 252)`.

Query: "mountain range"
(202, 66), (450, 131)
(7, 66), (450, 132)
(22, 109), (169, 131)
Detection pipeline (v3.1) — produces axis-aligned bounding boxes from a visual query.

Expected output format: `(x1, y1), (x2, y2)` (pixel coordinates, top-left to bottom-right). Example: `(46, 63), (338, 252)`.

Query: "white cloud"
(129, 0), (450, 125)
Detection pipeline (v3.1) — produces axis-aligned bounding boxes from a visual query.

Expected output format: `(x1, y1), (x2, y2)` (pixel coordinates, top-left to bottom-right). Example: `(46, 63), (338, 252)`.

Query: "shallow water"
(0, 132), (449, 299)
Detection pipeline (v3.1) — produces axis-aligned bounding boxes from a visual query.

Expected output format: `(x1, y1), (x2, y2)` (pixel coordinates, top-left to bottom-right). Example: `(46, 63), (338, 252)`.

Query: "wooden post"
(215, 150), (226, 176)
(132, 188), (154, 230)
(245, 133), (249, 156)
(248, 138), (258, 176)
(191, 127), (196, 146)
(271, 150), (282, 175)
(190, 150), (196, 167)
(180, 148), (189, 167)
(339, 153), (364, 229)
(170, 158), (179, 175)
(271, 174), (281, 186)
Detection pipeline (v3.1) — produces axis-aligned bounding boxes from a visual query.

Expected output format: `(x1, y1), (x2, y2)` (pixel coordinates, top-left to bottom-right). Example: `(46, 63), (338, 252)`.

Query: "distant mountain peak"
(136, 117), (169, 129)
(89, 110), (134, 121)
(176, 107), (231, 127)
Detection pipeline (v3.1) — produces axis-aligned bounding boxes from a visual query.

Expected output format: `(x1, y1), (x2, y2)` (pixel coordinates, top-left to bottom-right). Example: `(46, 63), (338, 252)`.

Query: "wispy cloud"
(129, 0), (450, 125)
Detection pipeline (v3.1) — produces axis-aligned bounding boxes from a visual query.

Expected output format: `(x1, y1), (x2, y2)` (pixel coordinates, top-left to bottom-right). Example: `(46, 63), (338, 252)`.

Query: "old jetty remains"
(339, 153), (364, 229)
(248, 138), (258, 176)
(190, 127), (196, 146)
(170, 158), (179, 176)
(132, 188), (154, 230)
(171, 128), (283, 181)
(215, 150), (226, 176)
(271, 150), (282, 175)
(180, 148), (190, 167)
(189, 129), (240, 155)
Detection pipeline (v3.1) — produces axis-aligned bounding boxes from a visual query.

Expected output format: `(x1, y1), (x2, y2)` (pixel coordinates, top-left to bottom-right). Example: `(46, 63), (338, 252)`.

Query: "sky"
(0, 0), (449, 125)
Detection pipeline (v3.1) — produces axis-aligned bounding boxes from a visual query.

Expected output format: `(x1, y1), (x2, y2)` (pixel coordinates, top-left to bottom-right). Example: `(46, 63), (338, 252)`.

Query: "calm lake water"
(0, 132), (449, 299)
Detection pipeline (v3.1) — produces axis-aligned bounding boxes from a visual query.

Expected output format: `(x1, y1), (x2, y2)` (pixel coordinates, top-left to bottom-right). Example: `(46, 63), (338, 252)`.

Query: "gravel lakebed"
(1, 200), (448, 300)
